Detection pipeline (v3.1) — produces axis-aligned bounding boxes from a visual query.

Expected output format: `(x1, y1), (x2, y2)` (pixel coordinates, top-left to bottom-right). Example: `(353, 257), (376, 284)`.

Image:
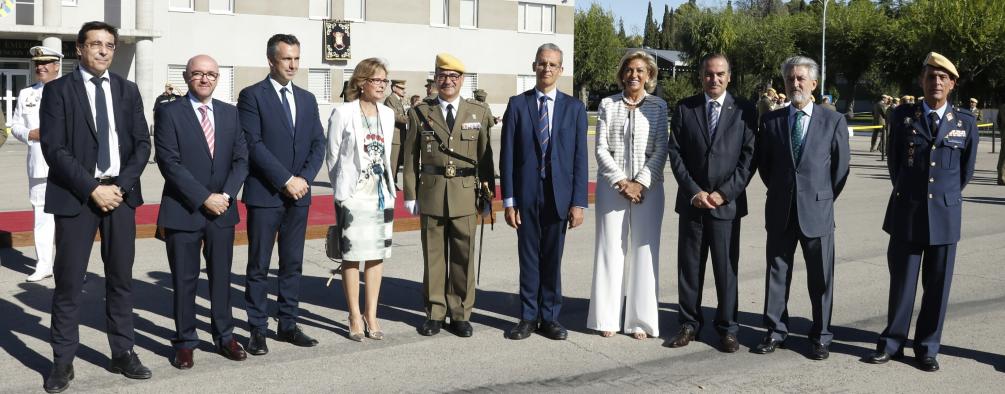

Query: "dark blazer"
(757, 104), (850, 237)
(883, 103), (978, 245)
(40, 69), (150, 216)
(155, 97), (249, 231)
(499, 89), (589, 219)
(238, 77), (325, 208)
(668, 92), (756, 220)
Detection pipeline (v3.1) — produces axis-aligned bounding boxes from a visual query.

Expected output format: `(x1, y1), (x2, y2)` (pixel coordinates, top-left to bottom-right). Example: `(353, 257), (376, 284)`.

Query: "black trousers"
(676, 213), (741, 335)
(516, 178), (568, 322)
(166, 224), (236, 349)
(50, 202), (136, 365)
(244, 204), (308, 333)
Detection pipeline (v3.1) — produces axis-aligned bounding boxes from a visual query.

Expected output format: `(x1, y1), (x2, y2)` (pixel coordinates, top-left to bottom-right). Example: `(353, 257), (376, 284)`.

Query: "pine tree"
(643, 1), (658, 48)
(660, 5), (674, 49)
(617, 17), (627, 44)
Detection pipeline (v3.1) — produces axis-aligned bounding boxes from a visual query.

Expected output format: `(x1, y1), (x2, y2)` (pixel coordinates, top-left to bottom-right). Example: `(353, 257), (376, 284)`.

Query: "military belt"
(421, 164), (476, 178)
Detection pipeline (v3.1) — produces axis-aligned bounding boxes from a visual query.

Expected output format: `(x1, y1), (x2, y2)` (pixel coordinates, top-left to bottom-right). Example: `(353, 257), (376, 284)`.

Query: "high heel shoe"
(364, 319), (384, 340)
(347, 316), (364, 342)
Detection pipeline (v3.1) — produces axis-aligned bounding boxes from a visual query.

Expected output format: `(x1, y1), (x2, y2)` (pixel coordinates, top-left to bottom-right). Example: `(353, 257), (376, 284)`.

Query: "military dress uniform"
(403, 57), (494, 330)
(385, 81), (409, 181)
(875, 53), (979, 369)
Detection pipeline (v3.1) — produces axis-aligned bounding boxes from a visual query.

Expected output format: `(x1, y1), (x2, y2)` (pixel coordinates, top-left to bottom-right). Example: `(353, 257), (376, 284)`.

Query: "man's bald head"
(184, 54), (220, 103)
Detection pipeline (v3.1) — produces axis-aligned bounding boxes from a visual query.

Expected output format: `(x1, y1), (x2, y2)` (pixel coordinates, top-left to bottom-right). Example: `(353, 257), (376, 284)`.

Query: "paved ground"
(1, 134), (1004, 393)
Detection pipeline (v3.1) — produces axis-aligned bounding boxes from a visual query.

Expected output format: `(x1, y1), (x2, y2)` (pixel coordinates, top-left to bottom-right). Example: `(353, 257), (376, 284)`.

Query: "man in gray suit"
(752, 56), (850, 361)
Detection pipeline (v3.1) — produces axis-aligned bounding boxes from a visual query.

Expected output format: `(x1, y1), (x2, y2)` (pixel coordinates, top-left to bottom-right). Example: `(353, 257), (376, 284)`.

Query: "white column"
(42, 0), (62, 54)
(135, 0), (155, 121)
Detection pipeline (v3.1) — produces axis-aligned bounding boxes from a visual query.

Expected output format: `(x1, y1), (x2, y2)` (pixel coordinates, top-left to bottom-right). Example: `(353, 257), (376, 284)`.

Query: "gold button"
(929, 178), (934, 183)
(930, 161), (936, 166)
(448, 160), (453, 164)
(450, 148), (454, 151)
(449, 137), (453, 140)
(928, 193), (933, 199)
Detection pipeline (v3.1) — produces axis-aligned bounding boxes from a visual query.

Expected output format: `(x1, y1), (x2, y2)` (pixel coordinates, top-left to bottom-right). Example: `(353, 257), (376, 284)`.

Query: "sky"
(575, 0), (719, 36)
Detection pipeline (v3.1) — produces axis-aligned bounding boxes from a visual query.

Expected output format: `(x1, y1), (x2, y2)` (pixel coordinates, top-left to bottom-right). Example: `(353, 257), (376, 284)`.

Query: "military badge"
(946, 112), (954, 122)
(947, 129), (967, 138)
(461, 122), (481, 130)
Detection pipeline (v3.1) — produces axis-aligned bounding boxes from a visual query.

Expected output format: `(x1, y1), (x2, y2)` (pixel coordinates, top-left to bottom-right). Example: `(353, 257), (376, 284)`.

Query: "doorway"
(1, 67), (31, 126)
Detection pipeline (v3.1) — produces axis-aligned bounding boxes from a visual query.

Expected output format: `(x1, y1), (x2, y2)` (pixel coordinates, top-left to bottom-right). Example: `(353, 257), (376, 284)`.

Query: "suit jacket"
(668, 92), (756, 220)
(402, 97), (495, 217)
(238, 77), (326, 208)
(10, 83), (50, 178)
(384, 92), (408, 146)
(873, 101), (888, 125)
(40, 70), (150, 216)
(883, 103), (978, 245)
(155, 97), (249, 231)
(499, 89), (589, 219)
(595, 93), (669, 188)
(325, 99), (396, 202)
(756, 104), (850, 237)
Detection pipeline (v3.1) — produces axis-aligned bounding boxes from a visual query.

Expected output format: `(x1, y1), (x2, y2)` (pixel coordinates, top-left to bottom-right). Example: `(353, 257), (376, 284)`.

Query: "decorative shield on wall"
(324, 20), (351, 61)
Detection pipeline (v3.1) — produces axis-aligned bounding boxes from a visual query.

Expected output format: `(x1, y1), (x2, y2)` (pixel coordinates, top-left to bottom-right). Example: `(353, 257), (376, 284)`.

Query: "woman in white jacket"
(325, 58), (396, 341)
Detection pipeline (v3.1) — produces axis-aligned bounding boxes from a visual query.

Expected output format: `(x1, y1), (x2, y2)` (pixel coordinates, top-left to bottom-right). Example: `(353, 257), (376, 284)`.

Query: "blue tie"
(281, 87), (294, 134)
(538, 96), (550, 179)
(791, 110), (806, 163)
(92, 76), (111, 172)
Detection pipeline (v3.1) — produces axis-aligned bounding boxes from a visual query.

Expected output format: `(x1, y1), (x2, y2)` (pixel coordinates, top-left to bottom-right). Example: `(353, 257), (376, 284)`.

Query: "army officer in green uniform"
(403, 53), (495, 338)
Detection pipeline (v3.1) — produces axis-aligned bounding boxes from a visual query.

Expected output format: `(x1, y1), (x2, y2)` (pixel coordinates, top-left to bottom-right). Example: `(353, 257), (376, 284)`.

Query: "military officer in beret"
(966, 98), (981, 122)
(403, 53), (495, 338)
(867, 52), (979, 372)
(385, 79), (408, 181)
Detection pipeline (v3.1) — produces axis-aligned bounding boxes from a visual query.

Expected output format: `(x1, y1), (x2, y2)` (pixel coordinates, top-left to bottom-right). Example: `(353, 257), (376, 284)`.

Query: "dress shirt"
(269, 77), (297, 128)
(80, 67), (120, 177)
(922, 100), (948, 129)
(788, 101), (814, 145)
(438, 95), (462, 121)
(188, 93), (215, 130)
(535, 87), (557, 132)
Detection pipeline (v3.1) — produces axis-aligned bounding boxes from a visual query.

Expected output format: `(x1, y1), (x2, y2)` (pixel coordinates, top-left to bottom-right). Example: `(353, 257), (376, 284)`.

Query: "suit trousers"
(166, 225), (236, 349)
(421, 213), (478, 321)
(763, 209), (836, 345)
(676, 213), (741, 335)
(245, 204), (308, 333)
(29, 177), (54, 275)
(50, 202), (136, 365)
(516, 178), (568, 322)
(877, 238), (956, 358)
(587, 182), (664, 337)
(997, 137), (1005, 184)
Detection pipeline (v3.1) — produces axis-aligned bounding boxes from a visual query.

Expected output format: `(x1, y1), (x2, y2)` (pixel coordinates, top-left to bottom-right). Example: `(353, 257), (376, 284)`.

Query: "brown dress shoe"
(173, 348), (194, 370)
(665, 326), (696, 348)
(219, 339), (247, 361)
(720, 333), (739, 353)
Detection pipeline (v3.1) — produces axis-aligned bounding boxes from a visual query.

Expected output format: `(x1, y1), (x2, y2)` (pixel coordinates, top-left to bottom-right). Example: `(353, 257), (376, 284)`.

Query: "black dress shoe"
(449, 320), (473, 337)
(277, 326), (319, 347)
(43, 363), (73, 393)
(809, 343), (830, 360)
(537, 321), (568, 340)
(665, 326), (696, 348)
(172, 348), (194, 369)
(246, 330), (269, 356)
(918, 356), (940, 372)
(720, 333), (739, 353)
(752, 336), (786, 354)
(865, 348), (904, 364)
(419, 319), (443, 336)
(109, 350), (152, 379)
(219, 338), (247, 361)
(507, 320), (538, 340)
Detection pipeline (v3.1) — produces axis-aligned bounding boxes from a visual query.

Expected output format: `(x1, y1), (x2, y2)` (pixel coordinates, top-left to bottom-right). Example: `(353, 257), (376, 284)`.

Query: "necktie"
(928, 112), (940, 137)
(199, 105), (215, 158)
(791, 110), (806, 163)
(446, 103), (455, 131)
(708, 100), (721, 139)
(92, 76), (111, 172)
(280, 87), (294, 134)
(538, 96), (551, 179)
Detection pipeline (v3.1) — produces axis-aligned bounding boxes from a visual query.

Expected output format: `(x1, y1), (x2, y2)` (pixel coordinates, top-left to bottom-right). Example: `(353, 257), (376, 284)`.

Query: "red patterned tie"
(199, 105), (215, 158)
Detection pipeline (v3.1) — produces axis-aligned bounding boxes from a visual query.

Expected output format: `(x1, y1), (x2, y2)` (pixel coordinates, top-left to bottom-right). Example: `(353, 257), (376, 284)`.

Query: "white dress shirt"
(80, 67), (120, 177)
(788, 101), (815, 144)
(269, 77), (297, 128)
(188, 93), (215, 130)
(922, 100), (948, 128)
(438, 95), (462, 122)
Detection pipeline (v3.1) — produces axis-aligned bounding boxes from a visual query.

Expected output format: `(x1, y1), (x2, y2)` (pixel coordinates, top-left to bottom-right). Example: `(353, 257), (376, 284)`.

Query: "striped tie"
(708, 100), (720, 139)
(538, 96), (550, 179)
(199, 105), (215, 158)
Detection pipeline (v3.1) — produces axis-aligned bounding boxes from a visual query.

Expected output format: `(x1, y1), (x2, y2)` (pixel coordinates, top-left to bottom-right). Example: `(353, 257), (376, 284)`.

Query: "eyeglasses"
(82, 41), (116, 51)
(364, 78), (389, 86)
(435, 73), (462, 82)
(188, 71), (219, 81)
(534, 62), (562, 71)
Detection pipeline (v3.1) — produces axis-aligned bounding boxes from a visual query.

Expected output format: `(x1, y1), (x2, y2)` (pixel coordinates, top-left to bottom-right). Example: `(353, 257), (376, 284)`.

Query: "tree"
(643, 1), (659, 48)
(617, 17), (627, 44)
(574, 4), (622, 102)
(660, 5), (675, 49)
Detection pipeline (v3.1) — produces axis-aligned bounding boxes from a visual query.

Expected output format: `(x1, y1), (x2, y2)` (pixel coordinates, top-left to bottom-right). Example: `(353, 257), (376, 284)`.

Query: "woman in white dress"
(325, 58), (396, 341)
(587, 51), (669, 340)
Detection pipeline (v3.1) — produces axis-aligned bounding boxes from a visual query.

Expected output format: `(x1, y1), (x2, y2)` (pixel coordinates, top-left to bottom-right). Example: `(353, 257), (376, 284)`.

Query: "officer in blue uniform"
(866, 52), (978, 372)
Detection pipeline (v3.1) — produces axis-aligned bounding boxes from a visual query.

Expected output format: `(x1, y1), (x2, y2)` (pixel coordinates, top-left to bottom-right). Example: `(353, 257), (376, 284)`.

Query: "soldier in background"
(820, 95), (837, 112)
(872, 95), (891, 152)
(966, 98), (982, 122)
(424, 78), (438, 101)
(153, 82), (183, 113)
(757, 87), (777, 124)
(385, 80), (409, 182)
(410, 94), (421, 108)
(472, 89), (499, 127)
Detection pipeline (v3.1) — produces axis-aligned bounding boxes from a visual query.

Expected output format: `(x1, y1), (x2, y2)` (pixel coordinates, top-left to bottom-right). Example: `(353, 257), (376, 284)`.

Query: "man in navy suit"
(866, 53), (978, 372)
(40, 21), (152, 392)
(753, 56), (850, 360)
(155, 54), (249, 370)
(500, 43), (588, 341)
(239, 34), (326, 354)
(665, 54), (755, 353)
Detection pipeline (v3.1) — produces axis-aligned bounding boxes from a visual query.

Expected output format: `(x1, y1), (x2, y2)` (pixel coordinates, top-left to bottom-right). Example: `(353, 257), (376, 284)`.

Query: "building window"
(168, 0), (193, 12)
(15, 0), (34, 25)
(428, 71), (477, 100)
(344, 0), (364, 21)
(518, 2), (554, 34)
(309, 0), (330, 19)
(460, 0), (477, 28)
(209, 0), (233, 14)
(429, 0), (447, 27)
(308, 69), (332, 104)
(61, 60), (78, 76)
(167, 65), (189, 96)
(517, 75), (535, 94)
(61, 0), (77, 6)
(166, 65), (234, 103)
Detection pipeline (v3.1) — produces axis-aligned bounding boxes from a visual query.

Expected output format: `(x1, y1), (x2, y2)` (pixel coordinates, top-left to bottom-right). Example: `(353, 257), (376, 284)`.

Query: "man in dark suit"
(500, 43), (588, 341)
(866, 53), (978, 372)
(665, 54), (755, 353)
(239, 34), (326, 354)
(753, 56), (850, 361)
(155, 54), (249, 370)
(40, 21), (152, 392)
